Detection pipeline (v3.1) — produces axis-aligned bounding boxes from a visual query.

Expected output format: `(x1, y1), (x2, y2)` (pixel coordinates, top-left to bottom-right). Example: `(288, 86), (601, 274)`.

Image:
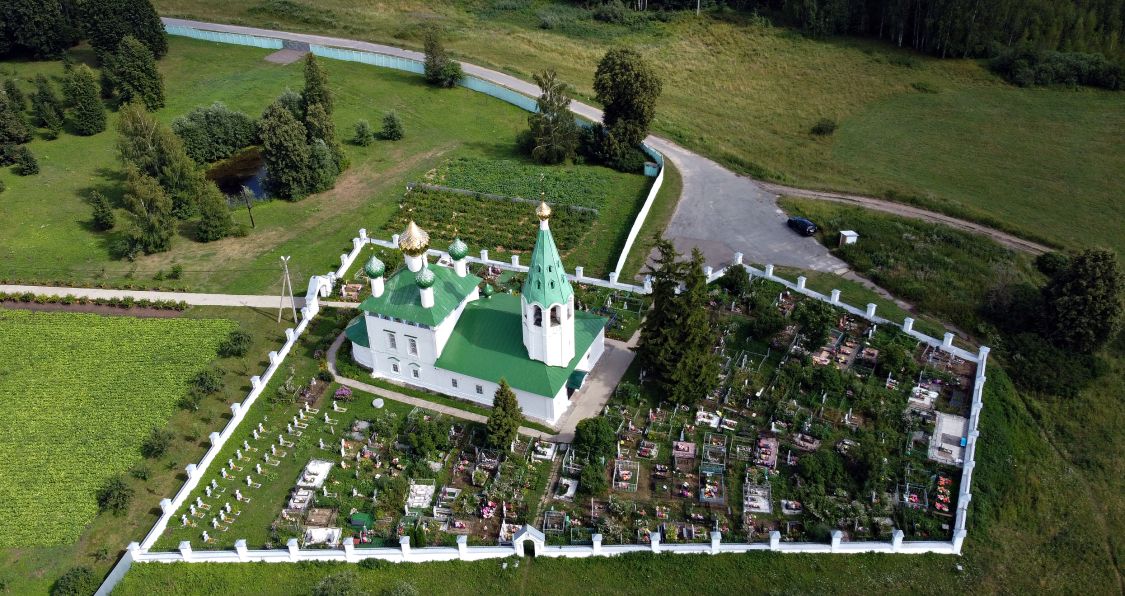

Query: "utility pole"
(278, 256), (297, 323)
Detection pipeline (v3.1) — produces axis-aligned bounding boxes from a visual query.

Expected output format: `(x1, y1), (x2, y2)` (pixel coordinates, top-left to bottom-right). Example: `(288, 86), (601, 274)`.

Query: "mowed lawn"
(154, 1), (1125, 253)
(0, 38), (549, 292)
(0, 308), (234, 548)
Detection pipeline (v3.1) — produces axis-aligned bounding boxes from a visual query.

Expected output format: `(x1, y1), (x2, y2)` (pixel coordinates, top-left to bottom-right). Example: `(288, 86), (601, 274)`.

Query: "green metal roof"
(345, 314), (369, 348)
(358, 266), (481, 326)
(521, 224), (573, 307)
(567, 370), (588, 390)
(434, 293), (605, 397)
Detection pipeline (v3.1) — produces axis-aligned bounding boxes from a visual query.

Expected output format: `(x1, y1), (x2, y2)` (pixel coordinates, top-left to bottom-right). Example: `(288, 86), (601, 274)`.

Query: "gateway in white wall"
(345, 206), (607, 426)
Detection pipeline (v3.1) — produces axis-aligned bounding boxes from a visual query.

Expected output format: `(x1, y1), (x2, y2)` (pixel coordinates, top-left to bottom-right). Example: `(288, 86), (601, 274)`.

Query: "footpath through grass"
(153, 0), (1125, 254)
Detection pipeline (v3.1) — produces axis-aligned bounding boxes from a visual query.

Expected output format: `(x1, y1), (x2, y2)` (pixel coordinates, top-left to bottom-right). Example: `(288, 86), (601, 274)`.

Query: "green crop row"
(425, 157), (619, 209)
(0, 292), (189, 310)
(385, 188), (597, 255)
(0, 309), (235, 547)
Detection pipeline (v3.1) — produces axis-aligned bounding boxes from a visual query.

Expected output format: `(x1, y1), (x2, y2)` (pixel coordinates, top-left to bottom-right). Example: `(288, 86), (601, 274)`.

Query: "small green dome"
(364, 255), (385, 278)
(448, 237), (469, 260)
(482, 283), (495, 297)
(415, 266), (436, 289)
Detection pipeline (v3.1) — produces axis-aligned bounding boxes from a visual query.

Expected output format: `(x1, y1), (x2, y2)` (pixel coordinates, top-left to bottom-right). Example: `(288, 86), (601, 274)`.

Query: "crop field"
(0, 308), (234, 547)
(427, 157), (631, 209)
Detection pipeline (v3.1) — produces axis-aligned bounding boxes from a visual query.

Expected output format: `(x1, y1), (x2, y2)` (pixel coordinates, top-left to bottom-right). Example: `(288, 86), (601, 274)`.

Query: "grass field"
(778, 197), (1041, 333)
(152, 0), (1125, 255)
(0, 305), (287, 595)
(0, 309), (234, 548)
(0, 35), (647, 292)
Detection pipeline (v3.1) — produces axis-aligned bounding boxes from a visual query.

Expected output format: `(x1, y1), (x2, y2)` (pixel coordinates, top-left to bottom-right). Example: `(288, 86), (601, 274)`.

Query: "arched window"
(533, 305), (543, 327)
(551, 305), (561, 325)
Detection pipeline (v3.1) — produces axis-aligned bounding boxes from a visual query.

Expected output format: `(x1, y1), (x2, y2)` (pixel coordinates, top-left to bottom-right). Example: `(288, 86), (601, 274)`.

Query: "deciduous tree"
(195, 184), (235, 242)
(423, 28), (463, 88)
(103, 36), (164, 111)
(573, 417), (616, 461)
(80, 0), (167, 59)
(171, 102), (256, 163)
(0, 0), (78, 57)
(121, 166), (175, 254)
(1040, 248), (1122, 353)
(592, 47), (662, 147)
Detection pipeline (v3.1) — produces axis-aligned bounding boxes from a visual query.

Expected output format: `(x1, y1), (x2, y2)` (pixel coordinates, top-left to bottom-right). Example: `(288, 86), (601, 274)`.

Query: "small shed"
(839, 230), (859, 247)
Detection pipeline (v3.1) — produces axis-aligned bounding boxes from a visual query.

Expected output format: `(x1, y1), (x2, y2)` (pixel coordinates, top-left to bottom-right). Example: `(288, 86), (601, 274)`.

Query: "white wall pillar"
(710, 530), (721, 554)
(609, 272), (619, 285)
(830, 289), (841, 304)
(268, 351), (279, 366)
(733, 252), (743, 265)
(300, 307), (311, 321)
(339, 253), (348, 268)
(650, 532), (661, 554)
(704, 266), (713, 279)
(952, 529), (967, 554)
(592, 533), (603, 555)
(399, 535), (411, 558)
(287, 538), (299, 561)
(480, 249), (489, 261)
(643, 275), (652, 292)
(185, 463), (198, 478)
(231, 402), (242, 418)
(235, 539), (249, 562)
(510, 255), (520, 267)
(392, 233), (400, 246)
(178, 541), (193, 561)
(796, 276), (806, 290)
(902, 317), (914, 333)
(866, 303), (877, 318)
(769, 531), (781, 551)
(358, 228), (367, 240)
(943, 332), (955, 348)
(250, 375), (262, 390)
(830, 530), (843, 552)
(457, 535), (468, 559)
(160, 498), (173, 513)
(344, 537), (357, 562)
(353, 237), (363, 250)
(285, 328), (295, 342)
(574, 266), (584, 281)
(209, 432), (221, 446)
(891, 529), (904, 553)
(764, 264), (775, 277)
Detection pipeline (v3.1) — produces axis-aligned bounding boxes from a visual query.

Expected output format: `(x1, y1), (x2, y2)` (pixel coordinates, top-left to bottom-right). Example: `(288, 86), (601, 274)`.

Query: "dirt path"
(759, 182), (1051, 255)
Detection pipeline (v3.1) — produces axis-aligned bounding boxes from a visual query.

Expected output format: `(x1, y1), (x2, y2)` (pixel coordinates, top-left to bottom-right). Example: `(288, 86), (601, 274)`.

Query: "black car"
(787, 216), (817, 237)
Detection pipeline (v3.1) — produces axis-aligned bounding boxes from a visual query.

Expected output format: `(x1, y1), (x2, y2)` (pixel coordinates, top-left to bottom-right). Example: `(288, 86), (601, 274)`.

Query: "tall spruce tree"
(104, 36), (164, 111)
(635, 236), (686, 389)
(66, 65), (106, 136)
(423, 28), (462, 88)
(304, 102), (345, 170)
(4, 79), (27, 111)
(301, 54), (332, 114)
(259, 100), (312, 200)
(0, 92), (32, 145)
(80, 0), (167, 59)
(485, 379), (524, 450)
(31, 74), (64, 138)
(527, 69), (579, 165)
(89, 190), (116, 231)
(665, 249), (721, 406)
(121, 166), (175, 254)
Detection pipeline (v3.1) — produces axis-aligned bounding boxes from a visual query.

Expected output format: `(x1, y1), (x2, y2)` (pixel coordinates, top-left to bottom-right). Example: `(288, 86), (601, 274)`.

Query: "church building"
(345, 202), (607, 425)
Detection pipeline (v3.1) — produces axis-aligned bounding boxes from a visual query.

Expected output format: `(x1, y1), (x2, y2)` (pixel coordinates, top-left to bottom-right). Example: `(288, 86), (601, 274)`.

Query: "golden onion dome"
(399, 220), (430, 256)
(536, 201), (552, 221)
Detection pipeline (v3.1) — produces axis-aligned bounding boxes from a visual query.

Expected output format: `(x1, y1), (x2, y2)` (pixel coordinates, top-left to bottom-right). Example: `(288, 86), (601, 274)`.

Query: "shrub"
(312, 570), (368, 596)
(592, 0), (630, 24)
(381, 111), (404, 141)
(1035, 251), (1070, 277)
(191, 369), (223, 395)
(172, 102), (257, 163)
(51, 566), (98, 596)
(810, 118), (837, 136)
(423, 29), (463, 88)
(578, 462), (607, 496)
(989, 46), (1123, 90)
(317, 369), (334, 383)
(911, 81), (938, 93)
(177, 391), (203, 411)
(90, 190), (116, 231)
(140, 426), (175, 458)
(218, 329), (251, 357)
(352, 119), (374, 146)
(12, 145), (38, 175)
(95, 475), (134, 514)
(130, 465), (150, 480)
(168, 264), (184, 280)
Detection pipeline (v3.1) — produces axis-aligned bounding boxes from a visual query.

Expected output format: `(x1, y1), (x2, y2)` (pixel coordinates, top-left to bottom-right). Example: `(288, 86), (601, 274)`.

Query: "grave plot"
(612, 459), (639, 492)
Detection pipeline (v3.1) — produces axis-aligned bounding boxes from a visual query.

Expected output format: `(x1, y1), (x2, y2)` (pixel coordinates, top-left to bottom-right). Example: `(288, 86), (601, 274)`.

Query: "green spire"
(522, 218), (573, 306)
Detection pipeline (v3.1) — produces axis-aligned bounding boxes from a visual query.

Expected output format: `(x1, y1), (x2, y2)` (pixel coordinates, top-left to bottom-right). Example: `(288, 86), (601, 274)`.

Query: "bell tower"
(521, 201), (575, 367)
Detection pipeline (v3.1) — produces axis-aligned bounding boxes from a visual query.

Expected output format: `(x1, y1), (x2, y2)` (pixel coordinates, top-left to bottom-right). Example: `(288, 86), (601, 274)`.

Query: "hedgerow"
(0, 309), (234, 547)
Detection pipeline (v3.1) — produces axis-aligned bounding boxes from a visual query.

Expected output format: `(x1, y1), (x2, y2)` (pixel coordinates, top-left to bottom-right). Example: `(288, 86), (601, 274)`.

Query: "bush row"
(0, 292), (188, 310)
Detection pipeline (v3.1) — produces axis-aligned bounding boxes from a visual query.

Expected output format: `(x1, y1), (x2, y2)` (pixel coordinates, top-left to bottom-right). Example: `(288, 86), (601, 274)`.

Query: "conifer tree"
(195, 183), (234, 242)
(90, 190), (116, 231)
(31, 74), (64, 138)
(259, 100), (312, 200)
(635, 236), (685, 387)
(66, 65), (106, 136)
(0, 93), (32, 145)
(527, 69), (578, 164)
(80, 0), (167, 59)
(352, 119), (374, 146)
(423, 28), (463, 88)
(307, 139), (339, 194)
(381, 111), (404, 141)
(1040, 248), (1122, 353)
(12, 145), (39, 175)
(121, 166), (175, 253)
(103, 36), (164, 111)
(485, 379), (524, 450)
(304, 102), (345, 169)
(665, 249), (721, 406)
(3, 79), (27, 111)
(301, 54), (332, 114)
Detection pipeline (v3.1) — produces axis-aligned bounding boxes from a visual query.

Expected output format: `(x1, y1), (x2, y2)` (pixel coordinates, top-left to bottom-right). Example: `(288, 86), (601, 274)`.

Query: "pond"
(207, 147), (266, 198)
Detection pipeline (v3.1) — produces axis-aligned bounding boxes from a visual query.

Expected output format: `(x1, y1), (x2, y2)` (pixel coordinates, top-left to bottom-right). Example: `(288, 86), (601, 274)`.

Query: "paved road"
(0, 284), (358, 309)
